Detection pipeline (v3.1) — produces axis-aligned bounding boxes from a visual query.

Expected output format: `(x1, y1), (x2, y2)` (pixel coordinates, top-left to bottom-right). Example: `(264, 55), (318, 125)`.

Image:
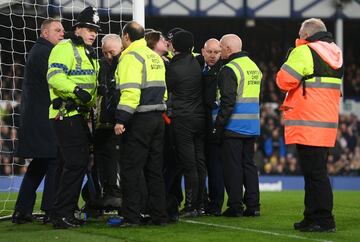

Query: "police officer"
(114, 21), (168, 226)
(47, 6), (100, 228)
(214, 34), (261, 217)
(276, 18), (342, 232)
(13, 19), (64, 224)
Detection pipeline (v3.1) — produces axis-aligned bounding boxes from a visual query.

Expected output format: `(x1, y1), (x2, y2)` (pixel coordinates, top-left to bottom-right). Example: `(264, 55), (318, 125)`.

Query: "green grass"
(0, 191), (359, 242)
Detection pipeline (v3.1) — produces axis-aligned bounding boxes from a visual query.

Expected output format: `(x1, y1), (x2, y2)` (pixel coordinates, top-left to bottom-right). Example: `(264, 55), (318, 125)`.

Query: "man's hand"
(211, 127), (224, 144)
(114, 123), (126, 135)
(73, 86), (92, 104)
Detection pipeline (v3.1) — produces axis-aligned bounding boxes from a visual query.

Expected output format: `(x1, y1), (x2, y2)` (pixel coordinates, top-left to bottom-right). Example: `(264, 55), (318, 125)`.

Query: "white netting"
(0, 0), (136, 217)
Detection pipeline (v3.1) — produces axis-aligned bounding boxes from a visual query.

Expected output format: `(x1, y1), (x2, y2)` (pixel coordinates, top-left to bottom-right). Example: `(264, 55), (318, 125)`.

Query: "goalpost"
(0, 0), (144, 219)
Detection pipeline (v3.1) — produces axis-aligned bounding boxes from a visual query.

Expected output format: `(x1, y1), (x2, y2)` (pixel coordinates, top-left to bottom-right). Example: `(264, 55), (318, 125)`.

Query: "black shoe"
(52, 216), (81, 229)
(82, 205), (103, 219)
(180, 209), (198, 218)
(12, 211), (33, 224)
(43, 212), (51, 224)
(197, 208), (206, 216)
(222, 208), (243, 217)
(294, 218), (311, 230)
(243, 209), (260, 217)
(299, 222), (336, 233)
(140, 213), (151, 225)
(205, 207), (221, 216)
(168, 214), (179, 223)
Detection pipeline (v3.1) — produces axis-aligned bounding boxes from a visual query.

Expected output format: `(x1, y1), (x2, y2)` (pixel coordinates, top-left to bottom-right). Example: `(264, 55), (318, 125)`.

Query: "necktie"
(203, 65), (210, 74)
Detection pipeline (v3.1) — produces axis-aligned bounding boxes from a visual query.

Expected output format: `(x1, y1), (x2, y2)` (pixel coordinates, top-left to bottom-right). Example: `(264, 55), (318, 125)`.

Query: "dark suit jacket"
(196, 55), (223, 137)
(16, 37), (57, 158)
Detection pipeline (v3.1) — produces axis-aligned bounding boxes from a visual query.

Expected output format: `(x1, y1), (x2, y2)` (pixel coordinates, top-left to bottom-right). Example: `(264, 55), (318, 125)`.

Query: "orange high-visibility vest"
(276, 40), (343, 147)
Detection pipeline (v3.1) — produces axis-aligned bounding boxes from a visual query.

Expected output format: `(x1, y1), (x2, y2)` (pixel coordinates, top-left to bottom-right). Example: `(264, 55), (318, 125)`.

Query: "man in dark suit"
(196, 38), (224, 216)
(13, 19), (64, 224)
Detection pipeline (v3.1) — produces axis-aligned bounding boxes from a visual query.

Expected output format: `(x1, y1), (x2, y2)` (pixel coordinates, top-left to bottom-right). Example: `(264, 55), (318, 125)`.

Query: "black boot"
(12, 211), (33, 224)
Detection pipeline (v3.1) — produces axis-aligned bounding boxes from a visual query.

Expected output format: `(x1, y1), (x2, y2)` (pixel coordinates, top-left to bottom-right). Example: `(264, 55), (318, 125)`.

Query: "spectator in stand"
(12, 19), (64, 224)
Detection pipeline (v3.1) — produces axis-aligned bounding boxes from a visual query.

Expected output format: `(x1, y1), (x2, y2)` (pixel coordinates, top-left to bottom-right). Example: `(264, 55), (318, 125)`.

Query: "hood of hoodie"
(296, 32), (343, 69)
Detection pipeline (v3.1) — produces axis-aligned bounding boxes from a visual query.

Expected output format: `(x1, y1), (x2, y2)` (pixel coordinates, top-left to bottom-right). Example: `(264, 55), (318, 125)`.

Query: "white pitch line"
(180, 219), (333, 242)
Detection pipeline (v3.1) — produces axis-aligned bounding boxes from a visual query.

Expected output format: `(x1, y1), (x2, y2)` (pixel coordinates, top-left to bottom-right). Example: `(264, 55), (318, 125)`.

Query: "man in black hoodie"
(166, 30), (206, 217)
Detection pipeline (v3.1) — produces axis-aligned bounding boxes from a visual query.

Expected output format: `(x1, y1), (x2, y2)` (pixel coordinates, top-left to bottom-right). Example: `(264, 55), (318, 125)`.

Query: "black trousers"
(14, 157), (59, 214)
(221, 137), (260, 212)
(51, 115), (91, 218)
(297, 144), (334, 223)
(163, 122), (183, 216)
(93, 128), (122, 197)
(173, 117), (206, 210)
(121, 112), (167, 224)
(204, 143), (224, 213)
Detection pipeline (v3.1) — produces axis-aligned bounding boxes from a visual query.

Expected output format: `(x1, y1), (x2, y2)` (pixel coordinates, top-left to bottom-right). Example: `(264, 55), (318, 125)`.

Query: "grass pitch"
(0, 191), (359, 242)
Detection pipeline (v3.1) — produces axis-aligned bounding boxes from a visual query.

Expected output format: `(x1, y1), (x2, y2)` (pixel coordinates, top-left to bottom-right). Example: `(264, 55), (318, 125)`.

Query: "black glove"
(73, 86), (92, 104)
(52, 97), (63, 110)
(65, 98), (89, 113)
(64, 98), (77, 111)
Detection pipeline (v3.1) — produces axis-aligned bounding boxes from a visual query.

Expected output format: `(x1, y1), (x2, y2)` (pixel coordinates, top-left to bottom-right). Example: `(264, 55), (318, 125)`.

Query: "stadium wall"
(1, 175), (360, 192)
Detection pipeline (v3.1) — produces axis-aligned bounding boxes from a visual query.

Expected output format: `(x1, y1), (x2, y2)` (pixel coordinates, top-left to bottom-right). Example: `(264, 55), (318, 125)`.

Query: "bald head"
(122, 21), (144, 48)
(219, 34), (242, 60)
(202, 38), (221, 66)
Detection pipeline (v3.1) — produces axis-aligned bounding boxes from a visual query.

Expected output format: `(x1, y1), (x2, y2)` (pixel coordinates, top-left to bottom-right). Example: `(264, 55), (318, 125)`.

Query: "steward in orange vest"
(276, 31), (343, 147)
(276, 18), (343, 233)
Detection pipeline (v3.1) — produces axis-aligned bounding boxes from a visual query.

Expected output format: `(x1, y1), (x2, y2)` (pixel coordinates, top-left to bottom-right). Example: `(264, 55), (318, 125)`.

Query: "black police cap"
(72, 6), (101, 32)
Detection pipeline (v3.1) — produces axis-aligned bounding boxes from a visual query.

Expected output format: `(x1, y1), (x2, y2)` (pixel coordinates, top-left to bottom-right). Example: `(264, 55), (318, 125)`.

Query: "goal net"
(0, 0), (141, 218)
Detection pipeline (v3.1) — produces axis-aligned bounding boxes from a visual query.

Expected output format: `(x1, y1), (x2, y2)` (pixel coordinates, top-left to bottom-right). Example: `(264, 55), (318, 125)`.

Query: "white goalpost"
(0, 0), (144, 219)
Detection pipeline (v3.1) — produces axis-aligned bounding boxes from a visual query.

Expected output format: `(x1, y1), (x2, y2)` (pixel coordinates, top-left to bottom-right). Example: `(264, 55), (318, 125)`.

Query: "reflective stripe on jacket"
(47, 39), (98, 119)
(276, 40), (343, 147)
(115, 38), (167, 124)
(214, 54), (262, 136)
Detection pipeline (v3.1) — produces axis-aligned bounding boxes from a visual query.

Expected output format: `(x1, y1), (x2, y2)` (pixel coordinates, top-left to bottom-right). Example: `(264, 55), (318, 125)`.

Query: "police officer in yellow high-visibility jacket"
(47, 7), (99, 229)
(213, 34), (262, 218)
(114, 21), (168, 226)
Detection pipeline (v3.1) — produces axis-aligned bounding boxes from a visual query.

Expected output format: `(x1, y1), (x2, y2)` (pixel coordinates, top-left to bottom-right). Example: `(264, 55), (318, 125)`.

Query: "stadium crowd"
(1, 33), (360, 177)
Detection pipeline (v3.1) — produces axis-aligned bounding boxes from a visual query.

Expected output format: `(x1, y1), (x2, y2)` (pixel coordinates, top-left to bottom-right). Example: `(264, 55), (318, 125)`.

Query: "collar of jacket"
(120, 38), (147, 58)
(295, 31), (334, 47)
(306, 31), (334, 43)
(224, 51), (249, 64)
(37, 37), (54, 48)
(171, 52), (192, 62)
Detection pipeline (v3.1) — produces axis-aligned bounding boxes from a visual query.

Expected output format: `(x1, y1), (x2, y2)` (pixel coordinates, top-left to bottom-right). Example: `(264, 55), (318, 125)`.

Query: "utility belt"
(52, 97), (90, 120)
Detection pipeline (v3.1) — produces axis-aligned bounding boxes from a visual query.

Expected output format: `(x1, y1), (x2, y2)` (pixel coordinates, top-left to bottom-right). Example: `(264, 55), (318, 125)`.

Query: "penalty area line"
(180, 219), (333, 242)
